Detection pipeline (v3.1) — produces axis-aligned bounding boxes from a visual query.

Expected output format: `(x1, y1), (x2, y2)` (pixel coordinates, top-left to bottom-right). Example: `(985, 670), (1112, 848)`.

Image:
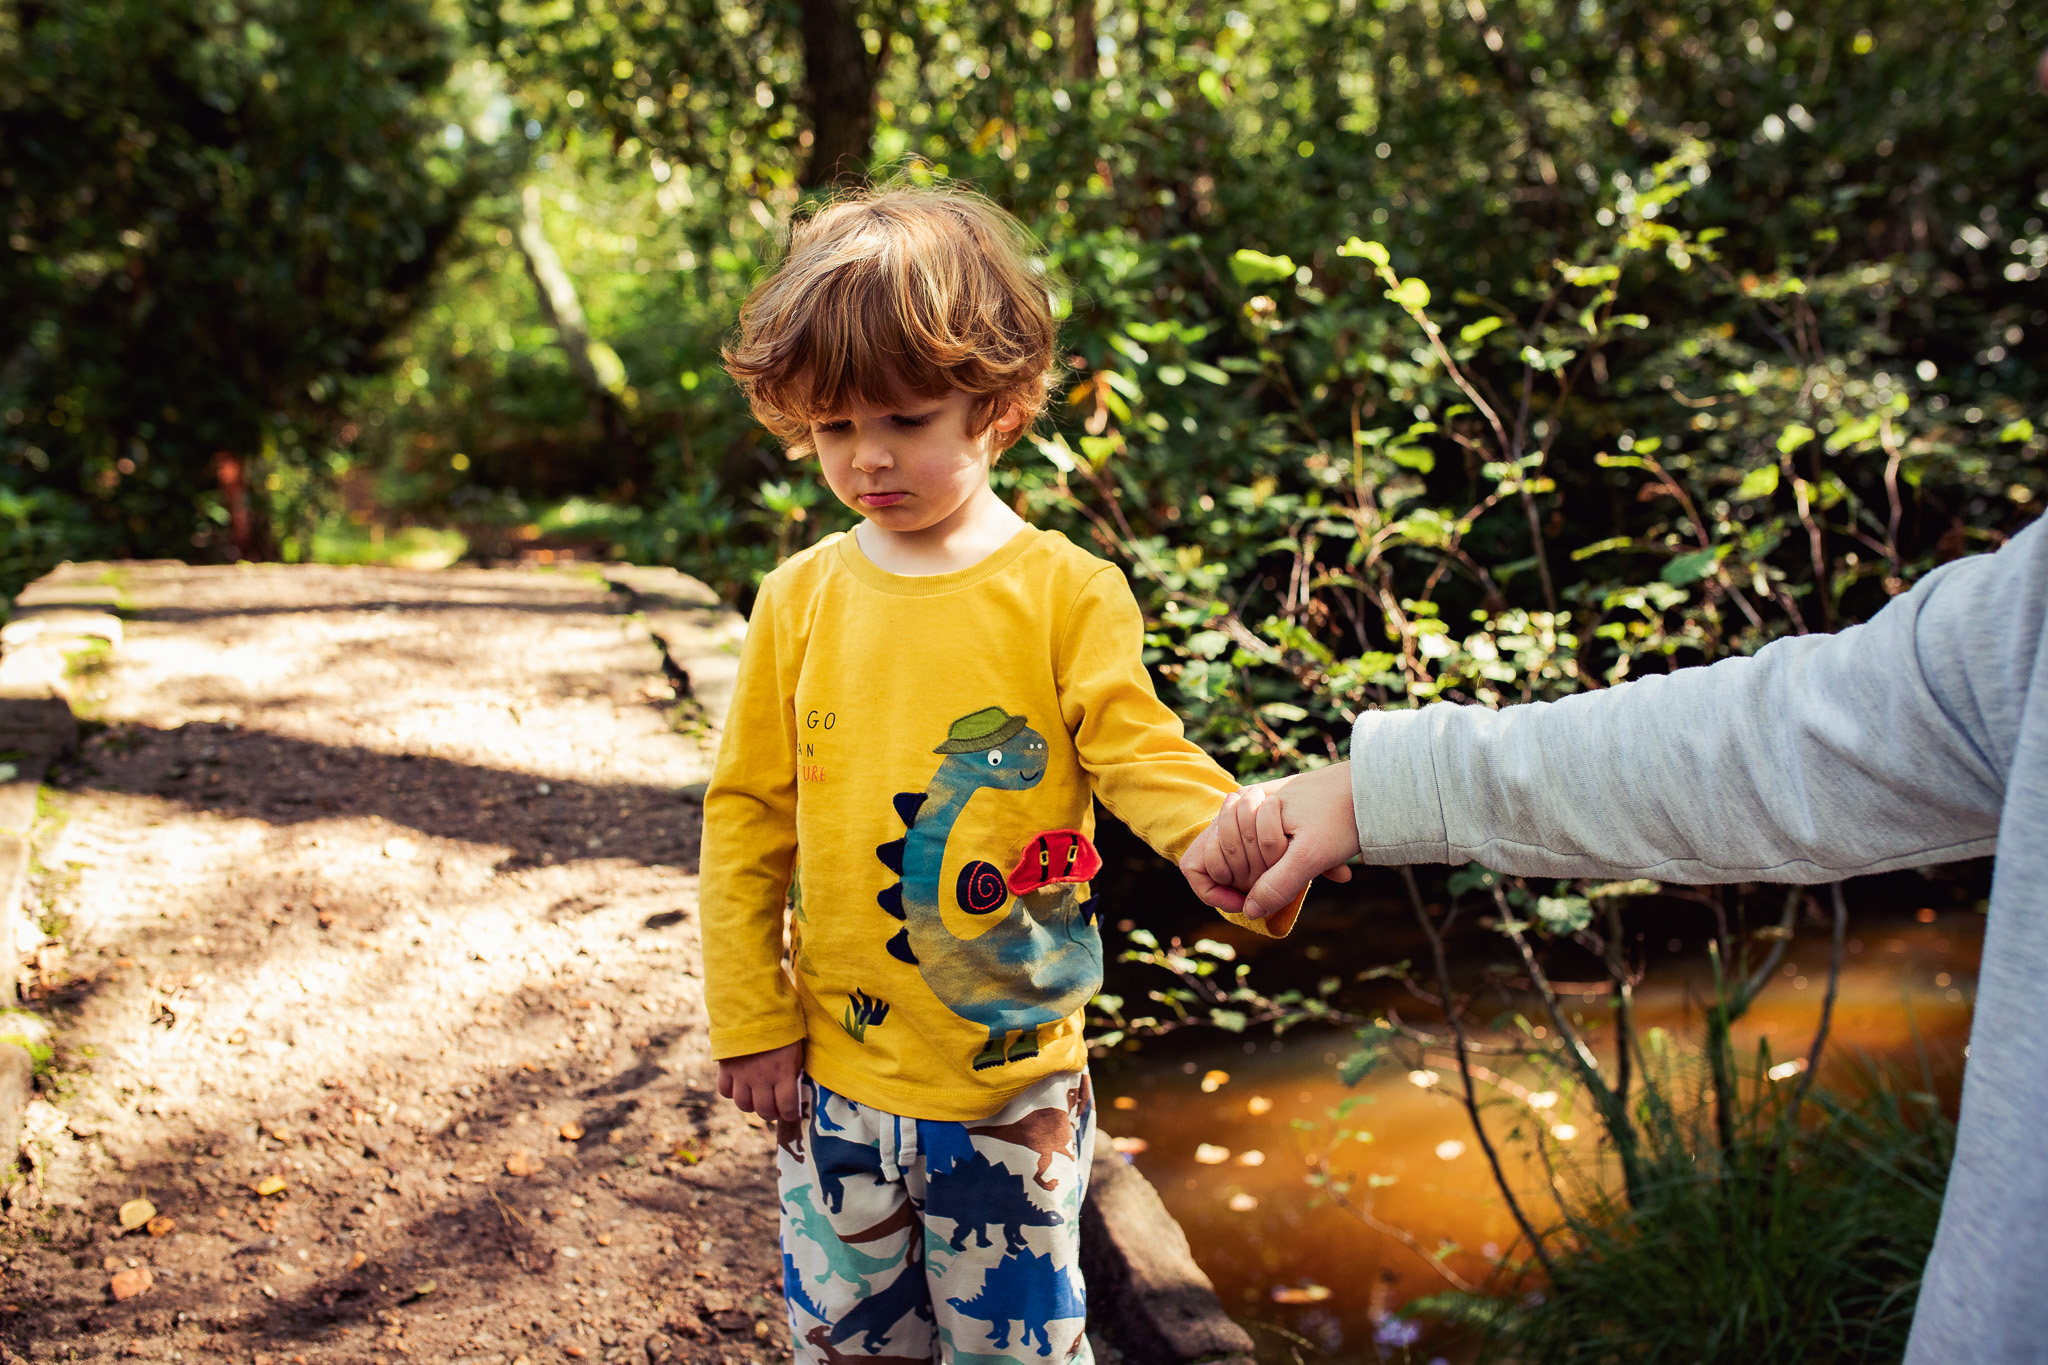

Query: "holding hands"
(1181, 761), (1362, 919)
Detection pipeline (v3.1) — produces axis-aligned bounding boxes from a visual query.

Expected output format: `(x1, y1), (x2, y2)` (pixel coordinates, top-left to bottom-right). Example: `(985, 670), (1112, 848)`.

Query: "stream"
(1088, 819), (1985, 1360)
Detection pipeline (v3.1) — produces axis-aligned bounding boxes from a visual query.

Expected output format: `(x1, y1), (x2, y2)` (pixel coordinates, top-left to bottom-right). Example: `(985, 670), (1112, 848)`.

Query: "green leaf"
(1260, 702), (1308, 722)
(1777, 423), (1817, 454)
(1209, 1008), (1248, 1033)
(1197, 68), (1228, 108)
(1661, 546), (1724, 586)
(1385, 277), (1431, 310)
(2002, 418), (2036, 444)
(1458, 316), (1505, 345)
(1735, 465), (1779, 500)
(1386, 445), (1435, 474)
(1184, 360), (1231, 385)
(1230, 248), (1297, 285)
(1337, 237), (1391, 267)
(1447, 863), (1500, 898)
(1535, 895), (1593, 935)
(1156, 364), (1187, 386)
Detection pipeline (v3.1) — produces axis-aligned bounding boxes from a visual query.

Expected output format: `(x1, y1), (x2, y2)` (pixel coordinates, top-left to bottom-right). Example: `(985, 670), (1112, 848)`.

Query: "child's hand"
(1180, 762), (1361, 919)
(716, 1041), (805, 1123)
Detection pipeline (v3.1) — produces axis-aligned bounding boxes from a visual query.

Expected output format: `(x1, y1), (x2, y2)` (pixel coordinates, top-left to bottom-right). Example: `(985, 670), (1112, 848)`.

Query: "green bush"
(1424, 1063), (1953, 1364)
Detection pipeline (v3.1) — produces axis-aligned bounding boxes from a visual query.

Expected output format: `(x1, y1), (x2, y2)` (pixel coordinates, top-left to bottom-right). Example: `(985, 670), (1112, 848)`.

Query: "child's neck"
(854, 485), (1026, 577)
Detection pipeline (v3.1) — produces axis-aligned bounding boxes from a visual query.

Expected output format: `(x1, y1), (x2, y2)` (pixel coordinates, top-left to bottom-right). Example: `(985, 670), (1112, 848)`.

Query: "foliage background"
(4, 0), (2044, 1353)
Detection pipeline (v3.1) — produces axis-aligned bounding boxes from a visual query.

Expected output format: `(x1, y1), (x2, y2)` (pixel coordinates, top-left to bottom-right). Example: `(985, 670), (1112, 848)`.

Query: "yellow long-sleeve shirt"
(699, 525), (1298, 1121)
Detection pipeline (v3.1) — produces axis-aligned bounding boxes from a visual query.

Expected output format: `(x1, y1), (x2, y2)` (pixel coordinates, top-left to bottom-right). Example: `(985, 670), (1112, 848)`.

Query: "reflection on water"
(1095, 914), (1980, 1359)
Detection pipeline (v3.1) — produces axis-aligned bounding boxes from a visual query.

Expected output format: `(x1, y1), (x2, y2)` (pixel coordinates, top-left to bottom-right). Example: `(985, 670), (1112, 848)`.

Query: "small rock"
(382, 837), (418, 861)
(117, 1199), (156, 1231)
(109, 1266), (153, 1301)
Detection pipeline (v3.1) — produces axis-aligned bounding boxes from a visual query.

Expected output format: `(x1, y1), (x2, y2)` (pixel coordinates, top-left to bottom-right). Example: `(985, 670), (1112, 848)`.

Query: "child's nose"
(852, 432), (893, 471)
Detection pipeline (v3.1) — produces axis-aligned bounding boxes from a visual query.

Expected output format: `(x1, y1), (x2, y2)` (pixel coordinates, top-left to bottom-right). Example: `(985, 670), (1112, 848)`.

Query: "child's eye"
(815, 419), (852, 434)
(890, 412), (936, 429)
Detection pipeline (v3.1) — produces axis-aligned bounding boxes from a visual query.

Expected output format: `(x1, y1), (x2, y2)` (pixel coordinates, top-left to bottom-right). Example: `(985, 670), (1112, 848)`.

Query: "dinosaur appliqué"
(875, 707), (1103, 1071)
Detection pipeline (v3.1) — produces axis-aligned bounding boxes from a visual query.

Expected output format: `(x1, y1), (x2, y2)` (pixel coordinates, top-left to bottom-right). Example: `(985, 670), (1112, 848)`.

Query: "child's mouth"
(859, 492), (908, 508)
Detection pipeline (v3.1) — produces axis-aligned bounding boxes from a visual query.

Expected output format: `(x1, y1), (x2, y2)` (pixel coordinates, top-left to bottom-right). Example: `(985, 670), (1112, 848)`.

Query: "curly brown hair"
(721, 182), (1061, 458)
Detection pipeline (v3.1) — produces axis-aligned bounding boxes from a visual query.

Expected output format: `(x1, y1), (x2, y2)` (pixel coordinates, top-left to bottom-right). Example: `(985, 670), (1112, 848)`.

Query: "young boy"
(702, 185), (1298, 1364)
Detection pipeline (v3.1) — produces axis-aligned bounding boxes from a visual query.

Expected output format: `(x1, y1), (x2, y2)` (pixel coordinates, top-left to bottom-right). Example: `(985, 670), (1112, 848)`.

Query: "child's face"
(810, 389), (1020, 539)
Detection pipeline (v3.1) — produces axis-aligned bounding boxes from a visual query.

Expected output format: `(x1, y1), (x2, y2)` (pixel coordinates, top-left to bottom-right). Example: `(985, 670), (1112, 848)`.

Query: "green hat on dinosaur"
(933, 706), (1028, 754)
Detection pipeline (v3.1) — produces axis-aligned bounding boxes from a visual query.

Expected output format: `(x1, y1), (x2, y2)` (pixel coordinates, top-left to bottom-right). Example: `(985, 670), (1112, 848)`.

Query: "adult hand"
(716, 1040), (805, 1123)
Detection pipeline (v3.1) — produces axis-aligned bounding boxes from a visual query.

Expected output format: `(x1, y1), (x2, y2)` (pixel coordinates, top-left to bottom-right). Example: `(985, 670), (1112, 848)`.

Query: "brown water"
(1094, 914), (1980, 1359)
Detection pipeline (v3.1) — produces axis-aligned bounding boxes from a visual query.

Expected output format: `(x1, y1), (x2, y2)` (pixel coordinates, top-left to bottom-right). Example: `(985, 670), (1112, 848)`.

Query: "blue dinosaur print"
(782, 1186), (897, 1291)
(944, 1247), (1087, 1355)
(811, 1131), (885, 1214)
(925, 1147), (1063, 1253)
(827, 1259), (934, 1353)
(875, 707), (1105, 1071)
(781, 1249), (832, 1325)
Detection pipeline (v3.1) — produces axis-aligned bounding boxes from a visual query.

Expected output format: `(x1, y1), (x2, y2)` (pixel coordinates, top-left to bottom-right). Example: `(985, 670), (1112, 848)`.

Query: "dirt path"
(3, 563), (786, 1365)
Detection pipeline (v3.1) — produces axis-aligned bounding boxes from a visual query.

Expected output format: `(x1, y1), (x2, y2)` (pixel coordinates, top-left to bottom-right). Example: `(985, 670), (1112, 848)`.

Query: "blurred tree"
(0, 0), (501, 567)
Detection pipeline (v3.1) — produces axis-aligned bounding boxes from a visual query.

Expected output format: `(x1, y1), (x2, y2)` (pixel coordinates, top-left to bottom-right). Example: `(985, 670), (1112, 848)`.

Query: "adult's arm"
(1351, 518), (2046, 882)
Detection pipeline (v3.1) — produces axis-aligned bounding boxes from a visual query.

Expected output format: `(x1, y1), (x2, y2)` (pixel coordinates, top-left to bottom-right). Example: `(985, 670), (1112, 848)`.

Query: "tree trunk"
(798, 0), (875, 187)
(514, 184), (637, 469)
(211, 451), (272, 562)
(1072, 0), (1097, 82)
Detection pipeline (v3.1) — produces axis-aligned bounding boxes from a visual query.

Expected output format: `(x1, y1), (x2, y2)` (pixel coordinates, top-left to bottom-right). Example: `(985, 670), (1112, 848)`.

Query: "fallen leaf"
(1271, 1283), (1332, 1304)
(670, 1146), (699, 1165)
(117, 1199), (157, 1231)
(109, 1267), (153, 1301)
(506, 1149), (543, 1178)
(146, 1216), (176, 1237)
(347, 1251), (367, 1270)
(559, 1122), (584, 1141)
(255, 1176), (287, 1196)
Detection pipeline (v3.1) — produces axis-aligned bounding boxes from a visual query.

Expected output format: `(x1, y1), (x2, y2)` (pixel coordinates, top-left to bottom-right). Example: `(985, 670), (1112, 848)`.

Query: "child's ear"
(992, 402), (1025, 434)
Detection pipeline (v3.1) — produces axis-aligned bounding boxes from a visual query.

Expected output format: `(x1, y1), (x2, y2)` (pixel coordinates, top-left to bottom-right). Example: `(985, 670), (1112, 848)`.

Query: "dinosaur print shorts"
(776, 1070), (1097, 1364)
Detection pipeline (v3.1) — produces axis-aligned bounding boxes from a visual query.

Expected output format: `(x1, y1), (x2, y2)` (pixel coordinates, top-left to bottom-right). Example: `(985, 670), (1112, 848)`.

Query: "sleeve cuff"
(1351, 709), (1454, 865)
(1216, 882), (1306, 938)
(708, 1018), (807, 1061)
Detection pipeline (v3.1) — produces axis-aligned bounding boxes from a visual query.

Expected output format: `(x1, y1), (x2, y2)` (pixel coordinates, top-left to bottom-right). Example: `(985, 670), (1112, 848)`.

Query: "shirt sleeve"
(698, 574), (809, 1059)
(1058, 565), (1302, 937)
(1347, 519), (2044, 883)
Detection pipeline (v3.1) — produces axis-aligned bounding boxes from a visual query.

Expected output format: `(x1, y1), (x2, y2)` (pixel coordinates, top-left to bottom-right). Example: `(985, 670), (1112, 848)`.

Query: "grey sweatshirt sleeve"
(1349, 518), (2047, 883)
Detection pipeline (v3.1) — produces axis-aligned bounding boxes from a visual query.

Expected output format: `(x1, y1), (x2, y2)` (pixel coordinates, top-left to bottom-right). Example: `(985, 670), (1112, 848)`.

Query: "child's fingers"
(1213, 793), (1257, 887)
(772, 1069), (802, 1125)
(1180, 854), (1248, 912)
(1252, 794), (1290, 875)
(1323, 864), (1354, 883)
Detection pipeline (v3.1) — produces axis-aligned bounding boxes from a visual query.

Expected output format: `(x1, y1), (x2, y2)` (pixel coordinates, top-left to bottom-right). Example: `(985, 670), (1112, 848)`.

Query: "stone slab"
(1080, 1127), (1256, 1364)
(0, 1041), (29, 1165)
(0, 696), (75, 759)
(600, 566), (749, 733)
(0, 756), (47, 836)
(0, 609), (123, 650)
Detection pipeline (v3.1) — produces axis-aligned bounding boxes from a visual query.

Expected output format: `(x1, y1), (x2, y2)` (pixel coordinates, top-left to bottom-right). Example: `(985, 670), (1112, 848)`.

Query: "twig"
(1404, 868), (1555, 1276)
(487, 1186), (528, 1230)
(1785, 883), (1848, 1125)
(1320, 1182), (1481, 1294)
